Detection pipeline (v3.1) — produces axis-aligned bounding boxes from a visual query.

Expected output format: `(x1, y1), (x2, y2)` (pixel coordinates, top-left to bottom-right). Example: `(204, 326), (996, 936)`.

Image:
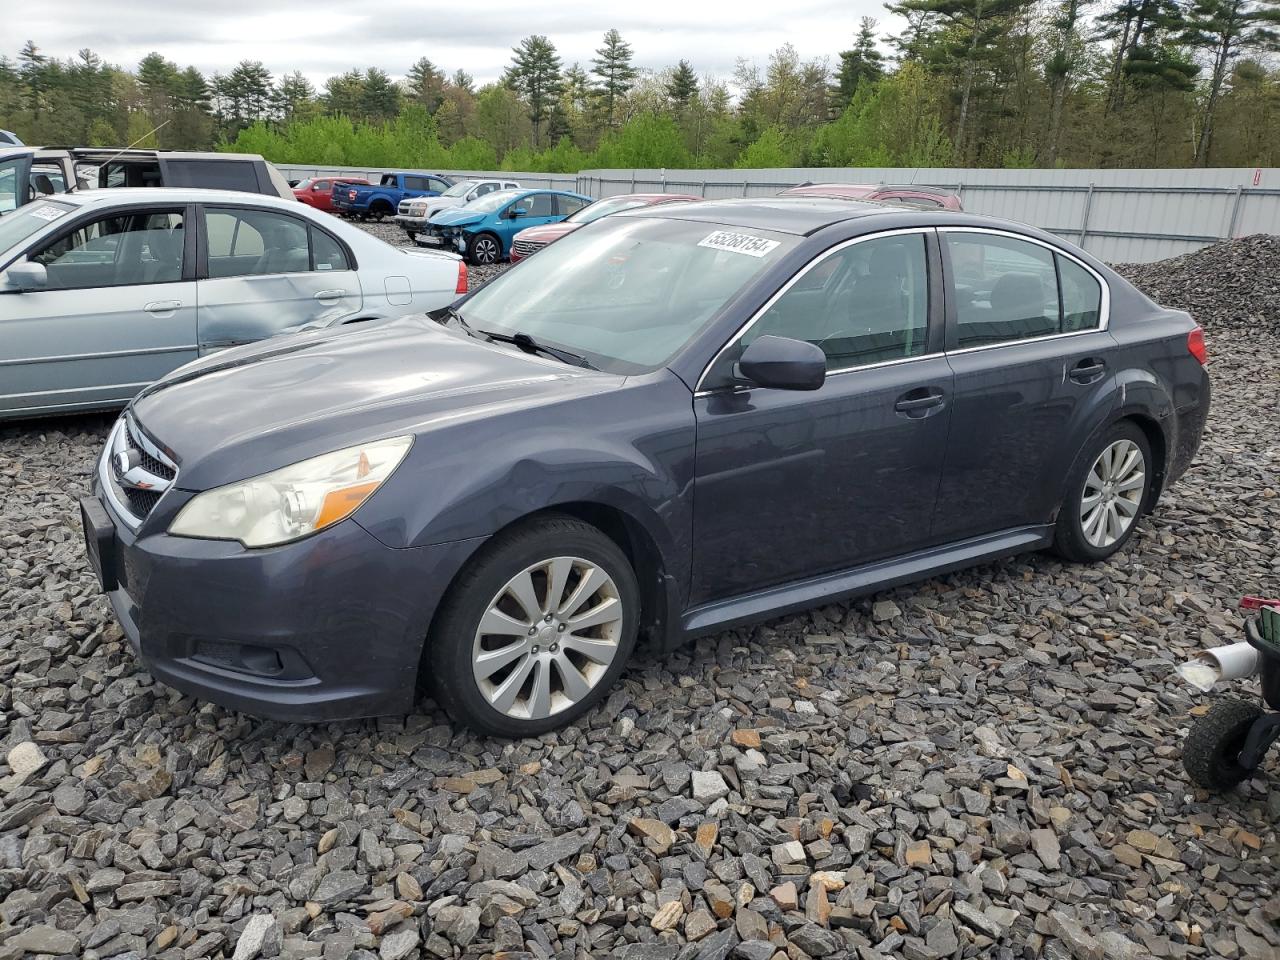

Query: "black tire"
(1052, 420), (1152, 562)
(404, 231), (416, 242)
(466, 232), (502, 266)
(426, 515), (640, 738)
(1183, 698), (1263, 791)
(370, 202), (393, 221)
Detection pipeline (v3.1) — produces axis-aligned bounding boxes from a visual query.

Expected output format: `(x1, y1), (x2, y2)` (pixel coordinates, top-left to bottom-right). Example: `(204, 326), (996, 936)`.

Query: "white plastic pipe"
(1177, 642), (1260, 692)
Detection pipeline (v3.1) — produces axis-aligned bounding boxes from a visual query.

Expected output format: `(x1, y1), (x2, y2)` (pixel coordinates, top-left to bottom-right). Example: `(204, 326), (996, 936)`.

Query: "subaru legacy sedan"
(0, 188), (467, 418)
(81, 199), (1210, 736)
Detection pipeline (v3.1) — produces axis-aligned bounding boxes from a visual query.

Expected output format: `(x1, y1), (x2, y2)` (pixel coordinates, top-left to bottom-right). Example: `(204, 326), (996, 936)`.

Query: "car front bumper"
(83, 485), (485, 721)
(415, 229), (468, 253)
(394, 215), (429, 232)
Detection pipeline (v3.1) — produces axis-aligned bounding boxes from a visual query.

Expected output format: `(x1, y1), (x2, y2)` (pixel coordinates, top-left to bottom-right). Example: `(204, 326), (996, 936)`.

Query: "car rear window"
(165, 159), (261, 192)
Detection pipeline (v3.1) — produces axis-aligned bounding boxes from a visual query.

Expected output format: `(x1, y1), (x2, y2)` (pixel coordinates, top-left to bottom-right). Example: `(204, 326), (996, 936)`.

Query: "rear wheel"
(426, 516), (639, 737)
(370, 201), (394, 221)
(1053, 421), (1151, 562)
(1183, 698), (1263, 791)
(467, 232), (502, 265)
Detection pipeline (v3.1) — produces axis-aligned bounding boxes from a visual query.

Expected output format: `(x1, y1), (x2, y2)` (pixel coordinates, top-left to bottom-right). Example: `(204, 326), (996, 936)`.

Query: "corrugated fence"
(277, 163), (1280, 264)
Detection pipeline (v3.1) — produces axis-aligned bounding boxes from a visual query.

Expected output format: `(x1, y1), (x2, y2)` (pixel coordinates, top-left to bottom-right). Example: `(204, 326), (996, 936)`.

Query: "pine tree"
(1182, 0), (1280, 163)
(591, 29), (637, 129)
(666, 59), (698, 108)
(361, 67), (402, 122)
(1045, 0), (1091, 164)
(505, 35), (563, 146)
(406, 57), (445, 112)
(834, 18), (885, 108)
(451, 70), (475, 95)
(275, 71), (315, 122)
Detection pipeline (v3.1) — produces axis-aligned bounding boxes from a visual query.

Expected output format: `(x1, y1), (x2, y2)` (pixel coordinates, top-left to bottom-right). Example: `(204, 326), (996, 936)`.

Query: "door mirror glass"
(3, 261), (47, 292)
(507, 206), (527, 218)
(738, 335), (826, 391)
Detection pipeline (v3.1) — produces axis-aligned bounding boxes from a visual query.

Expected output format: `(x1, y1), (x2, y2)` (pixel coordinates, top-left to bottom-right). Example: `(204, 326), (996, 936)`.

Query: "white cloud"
(15, 0), (899, 88)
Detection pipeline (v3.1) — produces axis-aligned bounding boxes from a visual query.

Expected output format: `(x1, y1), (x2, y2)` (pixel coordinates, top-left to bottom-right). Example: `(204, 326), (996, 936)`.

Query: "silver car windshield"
(442, 181), (476, 198)
(458, 216), (794, 374)
(0, 198), (73, 249)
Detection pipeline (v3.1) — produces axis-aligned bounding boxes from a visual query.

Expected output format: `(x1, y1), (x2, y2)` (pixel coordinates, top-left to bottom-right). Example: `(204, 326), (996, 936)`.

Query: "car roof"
(34, 187), (318, 210)
(623, 196), (932, 235)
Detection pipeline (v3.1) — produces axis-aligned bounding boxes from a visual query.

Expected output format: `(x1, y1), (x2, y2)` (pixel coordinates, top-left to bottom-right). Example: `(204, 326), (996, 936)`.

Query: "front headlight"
(169, 437), (412, 547)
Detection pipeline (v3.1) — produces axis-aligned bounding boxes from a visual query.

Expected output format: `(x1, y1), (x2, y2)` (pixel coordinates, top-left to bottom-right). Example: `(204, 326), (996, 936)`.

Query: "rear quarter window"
(165, 160), (261, 192)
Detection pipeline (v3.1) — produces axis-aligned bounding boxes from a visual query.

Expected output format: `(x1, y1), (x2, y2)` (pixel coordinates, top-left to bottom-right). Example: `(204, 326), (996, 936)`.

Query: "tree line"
(2, 1), (1279, 173)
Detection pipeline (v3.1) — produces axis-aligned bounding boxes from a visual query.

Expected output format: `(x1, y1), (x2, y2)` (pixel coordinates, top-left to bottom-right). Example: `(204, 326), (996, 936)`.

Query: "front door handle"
(144, 300), (181, 314)
(894, 387), (946, 418)
(314, 289), (346, 301)
(1069, 357), (1107, 384)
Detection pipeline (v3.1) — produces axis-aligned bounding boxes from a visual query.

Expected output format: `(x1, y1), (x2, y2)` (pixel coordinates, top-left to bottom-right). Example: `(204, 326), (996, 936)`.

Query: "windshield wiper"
(478, 329), (597, 370)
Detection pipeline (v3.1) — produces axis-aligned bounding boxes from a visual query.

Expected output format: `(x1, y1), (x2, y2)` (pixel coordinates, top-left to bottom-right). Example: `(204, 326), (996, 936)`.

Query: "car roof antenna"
(70, 119), (172, 192)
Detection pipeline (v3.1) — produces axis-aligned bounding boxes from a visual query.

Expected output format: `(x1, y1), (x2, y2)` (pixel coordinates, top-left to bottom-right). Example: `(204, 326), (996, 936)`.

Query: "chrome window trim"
(937, 226), (1111, 344)
(694, 227), (934, 394)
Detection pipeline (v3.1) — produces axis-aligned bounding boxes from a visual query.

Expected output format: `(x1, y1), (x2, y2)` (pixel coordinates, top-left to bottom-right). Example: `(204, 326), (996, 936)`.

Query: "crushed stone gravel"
(0, 237), (1277, 960)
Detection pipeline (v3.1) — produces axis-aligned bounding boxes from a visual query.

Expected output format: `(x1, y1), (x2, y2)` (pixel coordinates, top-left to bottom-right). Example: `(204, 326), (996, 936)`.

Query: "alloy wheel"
(471, 556), (623, 720)
(475, 237), (499, 264)
(1079, 438), (1145, 548)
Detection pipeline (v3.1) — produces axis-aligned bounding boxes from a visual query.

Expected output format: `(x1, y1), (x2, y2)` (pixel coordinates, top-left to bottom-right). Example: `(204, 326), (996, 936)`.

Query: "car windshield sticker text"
(698, 230), (780, 258)
(29, 205), (65, 222)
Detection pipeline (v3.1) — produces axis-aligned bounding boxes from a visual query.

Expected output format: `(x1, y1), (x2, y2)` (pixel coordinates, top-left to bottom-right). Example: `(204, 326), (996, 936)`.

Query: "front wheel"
(1183, 698), (1263, 791)
(467, 232), (502, 265)
(1052, 421), (1151, 562)
(426, 516), (640, 737)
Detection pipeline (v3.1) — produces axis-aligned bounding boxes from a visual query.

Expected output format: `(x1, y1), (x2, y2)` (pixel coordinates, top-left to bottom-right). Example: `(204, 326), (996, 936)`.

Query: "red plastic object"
(1187, 326), (1207, 365)
(1241, 596), (1280, 610)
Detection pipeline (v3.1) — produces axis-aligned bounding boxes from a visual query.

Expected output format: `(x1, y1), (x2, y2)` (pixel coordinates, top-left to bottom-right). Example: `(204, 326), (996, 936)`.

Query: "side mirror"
(508, 207), (527, 218)
(737, 335), (826, 391)
(2, 261), (47, 292)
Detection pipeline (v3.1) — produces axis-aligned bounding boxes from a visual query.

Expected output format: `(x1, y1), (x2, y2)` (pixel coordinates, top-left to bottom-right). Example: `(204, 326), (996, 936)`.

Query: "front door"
(930, 229), (1117, 541)
(691, 229), (953, 604)
(196, 205), (362, 352)
(499, 193), (560, 255)
(0, 203), (197, 417)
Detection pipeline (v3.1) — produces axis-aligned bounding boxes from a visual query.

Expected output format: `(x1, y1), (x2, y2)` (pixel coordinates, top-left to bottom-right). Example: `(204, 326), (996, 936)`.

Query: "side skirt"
(680, 525), (1055, 638)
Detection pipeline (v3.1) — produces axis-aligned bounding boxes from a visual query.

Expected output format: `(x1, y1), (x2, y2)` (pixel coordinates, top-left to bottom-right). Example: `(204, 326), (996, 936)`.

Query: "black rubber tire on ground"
(369, 202), (393, 221)
(466, 232), (502, 266)
(425, 515), (640, 738)
(1052, 420), (1152, 563)
(404, 231), (416, 242)
(1183, 697), (1263, 791)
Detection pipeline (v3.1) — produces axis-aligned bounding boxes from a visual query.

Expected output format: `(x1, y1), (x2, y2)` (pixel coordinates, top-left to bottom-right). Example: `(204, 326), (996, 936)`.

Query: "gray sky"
(18, 1), (897, 89)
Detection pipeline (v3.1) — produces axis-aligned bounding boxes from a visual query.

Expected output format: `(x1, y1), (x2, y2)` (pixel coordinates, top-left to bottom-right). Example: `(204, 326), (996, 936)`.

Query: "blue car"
(418, 188), (593, 264)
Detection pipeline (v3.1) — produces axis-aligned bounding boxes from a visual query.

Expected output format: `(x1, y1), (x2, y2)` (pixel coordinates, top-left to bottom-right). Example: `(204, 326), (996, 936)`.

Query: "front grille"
(102, 414), (179, 527)
(512, 239), (546, 258)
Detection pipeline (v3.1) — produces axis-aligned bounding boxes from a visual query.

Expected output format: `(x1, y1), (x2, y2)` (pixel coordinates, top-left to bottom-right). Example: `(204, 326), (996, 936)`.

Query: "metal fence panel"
(275, 163), (1279, 262)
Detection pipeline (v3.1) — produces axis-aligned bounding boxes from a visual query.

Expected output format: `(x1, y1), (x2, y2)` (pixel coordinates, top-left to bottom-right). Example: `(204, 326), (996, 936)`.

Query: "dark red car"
(510, 193), (701, 262)
(778, 183), (963, 210)
(294, 177), (371, 213)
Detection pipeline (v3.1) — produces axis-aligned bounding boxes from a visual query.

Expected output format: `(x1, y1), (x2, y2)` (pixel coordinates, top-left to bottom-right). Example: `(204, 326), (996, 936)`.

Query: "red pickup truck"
(293, 177), (371, 213)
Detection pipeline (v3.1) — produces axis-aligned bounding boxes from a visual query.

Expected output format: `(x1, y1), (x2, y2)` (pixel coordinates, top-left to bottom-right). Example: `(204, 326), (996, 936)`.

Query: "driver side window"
(739, 233), (930, 372)
(31, 209), (185, 289)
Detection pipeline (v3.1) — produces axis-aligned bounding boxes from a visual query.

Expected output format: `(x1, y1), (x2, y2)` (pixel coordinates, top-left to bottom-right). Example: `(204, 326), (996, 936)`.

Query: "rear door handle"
(144, 300), (181, 314)
(894, 388), (946, 418)
(314, 289), (346, 300)
(1069, 357), (1107, 384)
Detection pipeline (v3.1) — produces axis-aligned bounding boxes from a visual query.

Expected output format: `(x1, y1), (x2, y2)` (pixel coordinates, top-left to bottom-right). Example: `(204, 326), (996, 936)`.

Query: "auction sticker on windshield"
(29, 205), (66, 222)
(698, 230), (780, 258)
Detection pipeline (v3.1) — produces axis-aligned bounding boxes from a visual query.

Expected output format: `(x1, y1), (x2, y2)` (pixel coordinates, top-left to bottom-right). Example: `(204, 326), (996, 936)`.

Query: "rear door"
(0, 202), (197, 416)
(196, 204), (361, 351)
(931, 228), (1116, 541)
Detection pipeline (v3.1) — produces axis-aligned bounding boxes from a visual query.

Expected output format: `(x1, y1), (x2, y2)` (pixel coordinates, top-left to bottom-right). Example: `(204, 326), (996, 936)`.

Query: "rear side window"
(1058, 255), (1102, 331)
(403, 176), (426, 190)
(945, 233), (1058, 348)
(165, 160), (261, 192)
(311, 227), (349, 271)
(204, 208), (310, 277)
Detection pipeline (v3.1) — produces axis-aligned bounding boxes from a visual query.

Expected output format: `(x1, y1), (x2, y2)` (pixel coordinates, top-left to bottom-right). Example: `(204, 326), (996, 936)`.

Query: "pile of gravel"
(0, 245), (1277, 960)
(1115, 235), (1280, 333)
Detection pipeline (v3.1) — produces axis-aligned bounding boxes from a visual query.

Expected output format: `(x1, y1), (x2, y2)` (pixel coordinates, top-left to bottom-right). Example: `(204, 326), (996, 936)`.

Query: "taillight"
(348, 190), (357, 200)
(1187, 326), (1207, 365)
(455, 260), (468, 295)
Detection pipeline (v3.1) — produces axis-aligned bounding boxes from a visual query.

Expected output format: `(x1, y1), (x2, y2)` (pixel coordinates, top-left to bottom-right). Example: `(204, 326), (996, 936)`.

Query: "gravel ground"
(0, 236), (1278, 960)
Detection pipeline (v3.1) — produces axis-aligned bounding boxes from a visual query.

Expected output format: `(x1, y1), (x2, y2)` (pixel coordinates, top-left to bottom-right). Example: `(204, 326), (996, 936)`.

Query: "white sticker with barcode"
(698, 230), (779, 258)
(29, 204), (66, 222)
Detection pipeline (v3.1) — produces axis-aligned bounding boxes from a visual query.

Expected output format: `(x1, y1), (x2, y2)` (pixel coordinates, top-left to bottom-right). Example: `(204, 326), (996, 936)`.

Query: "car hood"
(516, 222), (580, 244)
(429, 208), (485, 227)
(130, 315), (617, 491)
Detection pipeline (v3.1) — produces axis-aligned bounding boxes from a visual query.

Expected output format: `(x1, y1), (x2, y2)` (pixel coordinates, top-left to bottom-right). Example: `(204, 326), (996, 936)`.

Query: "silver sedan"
(0, 188), (466, 419)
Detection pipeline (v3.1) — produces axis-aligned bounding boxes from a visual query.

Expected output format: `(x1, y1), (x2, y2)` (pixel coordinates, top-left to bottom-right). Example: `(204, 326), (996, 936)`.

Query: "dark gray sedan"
(81, 198), (1210, 735)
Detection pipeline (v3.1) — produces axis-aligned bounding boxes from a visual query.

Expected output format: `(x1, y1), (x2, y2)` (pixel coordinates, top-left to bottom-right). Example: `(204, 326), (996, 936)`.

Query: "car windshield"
(566, 196), (651, 225)
(0, 198), (73, 249)
(456, 216), (794, 374)
(465, 190), (522, 213)
(442, 181), (476, 198)
(294, 178), (313, 190)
